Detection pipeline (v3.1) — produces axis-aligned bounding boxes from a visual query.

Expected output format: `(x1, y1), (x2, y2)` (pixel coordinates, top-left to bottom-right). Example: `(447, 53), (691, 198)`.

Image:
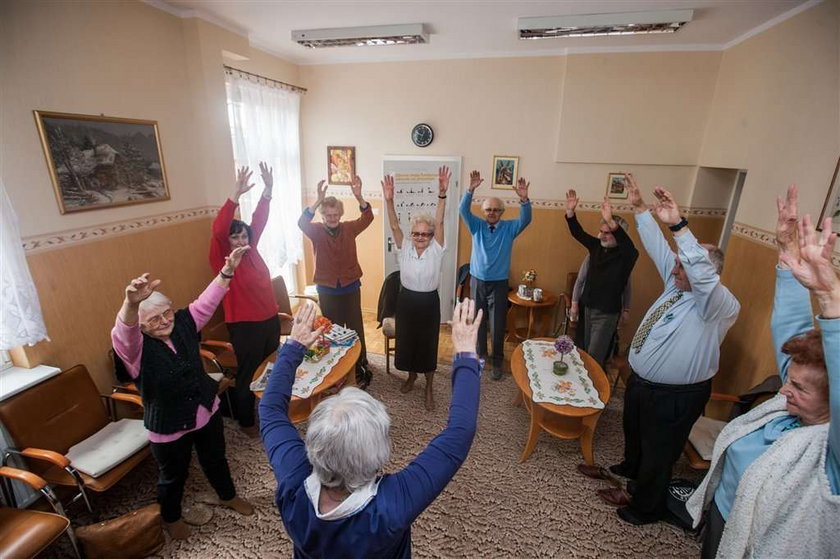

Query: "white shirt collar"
(304, 472), (380, 521)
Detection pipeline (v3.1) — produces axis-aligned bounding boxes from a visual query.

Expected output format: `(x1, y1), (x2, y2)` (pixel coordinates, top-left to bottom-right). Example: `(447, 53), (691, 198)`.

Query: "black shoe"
(355, 364), (372, 390)
(617, 506), (661, 526)
(609, 463), (636, 480)
(627, 480), (637, 496)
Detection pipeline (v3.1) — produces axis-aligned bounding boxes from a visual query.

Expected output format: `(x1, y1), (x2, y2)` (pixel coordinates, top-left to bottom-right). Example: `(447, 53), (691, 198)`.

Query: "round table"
(506, 290), (559, 341)
(252, 339), (361, 424)
(510, 339), (610, 465)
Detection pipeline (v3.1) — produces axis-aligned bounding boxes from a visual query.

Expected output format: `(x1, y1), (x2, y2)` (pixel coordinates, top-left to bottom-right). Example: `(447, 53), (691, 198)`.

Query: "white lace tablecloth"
(521, 340), (605, 409)
(251, 343), (352, 399)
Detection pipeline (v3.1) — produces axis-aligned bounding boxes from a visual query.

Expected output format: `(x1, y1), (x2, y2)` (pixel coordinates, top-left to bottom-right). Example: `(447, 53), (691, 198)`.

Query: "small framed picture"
(327, 146), (355, 186)
(818, 155), (840, 234)
(606, 172), (629, 199)
(491, 155), (519, 190)
(34, 110), (170, 214)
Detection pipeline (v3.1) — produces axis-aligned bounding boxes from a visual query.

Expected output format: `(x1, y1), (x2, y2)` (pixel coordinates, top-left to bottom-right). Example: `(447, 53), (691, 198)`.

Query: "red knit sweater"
(209, 198), (279, 323)
(298, 205), (374, 288)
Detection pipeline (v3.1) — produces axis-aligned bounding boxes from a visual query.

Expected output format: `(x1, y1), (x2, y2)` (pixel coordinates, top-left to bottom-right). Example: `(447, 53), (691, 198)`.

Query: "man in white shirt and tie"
(608, 175), (740, 526)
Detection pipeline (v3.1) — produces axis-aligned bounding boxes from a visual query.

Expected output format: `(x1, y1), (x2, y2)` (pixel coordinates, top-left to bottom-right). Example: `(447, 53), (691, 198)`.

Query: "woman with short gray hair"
(259, 299), (483, 557)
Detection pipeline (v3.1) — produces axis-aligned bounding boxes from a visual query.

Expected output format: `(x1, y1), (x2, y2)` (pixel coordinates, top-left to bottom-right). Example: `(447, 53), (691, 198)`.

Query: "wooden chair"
(272, 275), (320, 340)
(0, 365), (149, 515)
(684, 392), (744, 470)
(200, 347), (237, 418)
(0, 466), (81, 558)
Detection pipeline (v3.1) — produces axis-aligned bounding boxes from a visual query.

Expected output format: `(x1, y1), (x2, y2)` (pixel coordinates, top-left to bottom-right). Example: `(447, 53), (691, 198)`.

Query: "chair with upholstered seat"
(0, 466), (81, 558)
(0, 365), (149, 515)
(684, 393), (744, 470)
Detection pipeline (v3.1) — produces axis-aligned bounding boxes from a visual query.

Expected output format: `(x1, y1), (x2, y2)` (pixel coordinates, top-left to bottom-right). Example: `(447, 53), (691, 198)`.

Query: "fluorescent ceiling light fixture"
(292, 23), (428, 48)
(518, 10), (693, 39)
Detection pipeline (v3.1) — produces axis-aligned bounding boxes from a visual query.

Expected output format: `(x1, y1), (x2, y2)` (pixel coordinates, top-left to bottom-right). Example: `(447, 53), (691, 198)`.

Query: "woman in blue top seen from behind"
(259, 299), (483, 558)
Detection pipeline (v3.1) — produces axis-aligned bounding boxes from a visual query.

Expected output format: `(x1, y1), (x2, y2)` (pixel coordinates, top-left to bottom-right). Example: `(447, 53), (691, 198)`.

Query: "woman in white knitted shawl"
(686, 187), (840, 559)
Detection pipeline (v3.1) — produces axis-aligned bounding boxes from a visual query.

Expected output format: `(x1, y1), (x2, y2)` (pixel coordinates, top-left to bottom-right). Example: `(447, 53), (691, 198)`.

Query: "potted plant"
(553, 335), (574, 375)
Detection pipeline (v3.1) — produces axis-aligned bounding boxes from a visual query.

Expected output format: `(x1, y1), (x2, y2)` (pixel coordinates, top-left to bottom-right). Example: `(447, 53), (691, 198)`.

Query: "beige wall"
(699, 0), (840, 233)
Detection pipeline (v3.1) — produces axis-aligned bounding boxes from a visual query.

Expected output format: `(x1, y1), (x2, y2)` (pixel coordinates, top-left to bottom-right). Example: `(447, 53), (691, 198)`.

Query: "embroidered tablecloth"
(250, 343), (353, 399)
(521, 340), (605, 409)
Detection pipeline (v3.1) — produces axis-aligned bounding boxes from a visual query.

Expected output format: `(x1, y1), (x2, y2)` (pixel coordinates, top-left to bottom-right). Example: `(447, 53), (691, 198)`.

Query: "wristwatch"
(669, 217), (689, 232)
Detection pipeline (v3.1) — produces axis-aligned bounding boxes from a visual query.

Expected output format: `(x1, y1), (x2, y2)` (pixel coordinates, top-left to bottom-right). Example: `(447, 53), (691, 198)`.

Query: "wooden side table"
(506, 290), (559, 341)
(252, 340), (361, 424)
(510, 339), (610, 465)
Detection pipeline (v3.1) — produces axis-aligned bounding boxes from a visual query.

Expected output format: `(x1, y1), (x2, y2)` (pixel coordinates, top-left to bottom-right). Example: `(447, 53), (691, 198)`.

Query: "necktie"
(630, 291), (683, 353)
(489, 225), (496, 233)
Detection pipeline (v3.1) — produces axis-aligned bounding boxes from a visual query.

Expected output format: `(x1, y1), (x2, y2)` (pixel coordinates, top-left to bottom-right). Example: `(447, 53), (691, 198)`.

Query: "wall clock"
(411, 123), (434, 148)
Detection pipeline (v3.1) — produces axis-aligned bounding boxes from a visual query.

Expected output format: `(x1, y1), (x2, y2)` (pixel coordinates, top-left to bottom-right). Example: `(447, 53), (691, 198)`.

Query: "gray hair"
(703, 245), (725, 274)
(319, 196), (344, 215)
(410, 213), (435, 231)
(601, 215), (630, 232)
(305, 387), (391, 491)
(138, 291), (172, 324)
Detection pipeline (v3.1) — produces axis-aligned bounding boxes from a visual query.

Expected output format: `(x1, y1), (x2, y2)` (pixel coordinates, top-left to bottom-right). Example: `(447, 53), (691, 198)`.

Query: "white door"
(382, 156), (461, 322)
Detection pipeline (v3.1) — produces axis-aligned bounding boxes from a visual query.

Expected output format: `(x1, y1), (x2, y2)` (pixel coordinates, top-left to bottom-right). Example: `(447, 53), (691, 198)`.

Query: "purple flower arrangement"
(553, 335), (575, 375)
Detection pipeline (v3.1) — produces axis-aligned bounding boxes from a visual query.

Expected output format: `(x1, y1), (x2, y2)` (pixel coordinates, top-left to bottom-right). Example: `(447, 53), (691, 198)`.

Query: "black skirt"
(394, 287), (440, 373)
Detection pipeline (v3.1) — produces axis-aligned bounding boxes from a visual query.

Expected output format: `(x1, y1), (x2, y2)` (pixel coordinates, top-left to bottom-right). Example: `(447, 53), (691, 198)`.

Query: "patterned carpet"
(46, 353), (703, 558)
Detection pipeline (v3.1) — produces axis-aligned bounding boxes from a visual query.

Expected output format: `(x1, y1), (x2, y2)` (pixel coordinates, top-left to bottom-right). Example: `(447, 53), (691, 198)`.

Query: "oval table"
(510, 339), (610, 465)
(252, 339), (361, 424)
(506, 290), (560, 342)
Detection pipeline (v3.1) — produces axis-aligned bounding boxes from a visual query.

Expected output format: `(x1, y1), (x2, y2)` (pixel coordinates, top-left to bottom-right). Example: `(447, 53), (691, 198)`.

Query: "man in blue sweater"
(459, 170), (532, 379)
(259, 299), (483, 558)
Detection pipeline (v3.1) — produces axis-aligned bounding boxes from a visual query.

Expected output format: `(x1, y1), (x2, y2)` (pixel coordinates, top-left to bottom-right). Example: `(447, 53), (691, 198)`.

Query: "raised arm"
(212, 167), (255, 243)
(564, 189), (599, 251)
(260, 304), (325, 491)
(381, 175), (403, 249)
(459, 171), (483, 234)
(298, 181), (327, 238)
(189, 246), (249, 330)
(781, 216), (840, 472)
(512, 177), (532, 236)
(390, 299), (483, 523)
(627, 176), (675, 283)
(247, 162), (274, 244)
(111, 273), (163, 378)
(435, 165), (450, 246)
(345, 175), (375, 236)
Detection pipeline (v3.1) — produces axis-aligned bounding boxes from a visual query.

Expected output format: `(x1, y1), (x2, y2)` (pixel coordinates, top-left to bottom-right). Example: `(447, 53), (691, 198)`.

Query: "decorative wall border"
(732, 222), (840, 269)
(22, 206), (218, 254)
(471, 197), (728, 217)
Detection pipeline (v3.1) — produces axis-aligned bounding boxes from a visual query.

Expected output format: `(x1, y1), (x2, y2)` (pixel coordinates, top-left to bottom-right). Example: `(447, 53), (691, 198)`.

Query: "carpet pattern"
(45, 353), (702, 558)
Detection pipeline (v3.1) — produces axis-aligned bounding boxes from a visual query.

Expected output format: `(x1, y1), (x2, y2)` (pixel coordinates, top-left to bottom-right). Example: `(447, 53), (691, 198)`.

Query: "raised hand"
(450, 298), (484, 354)
(652, 187), (681, 226)
(780, 216), (839, 306)
(514, 177), (530, 201)
(125, 273), (161, 306)
(601, 197), (616, 228)
(625, 174), (647, 213)
(232, 166), (255, 202)
(564, 189), (579, 217)
(315, 180), (328, 201)
(381, 175), (395, 202)
(468, 170), (483, 193)
(775, 184), (798, 257)
(438, 165), (451, 196)
(223, 246), (250, 275)
(259, 161), (273, 191)
(288, 302), (326, 347)
(350, 175), (363, 200)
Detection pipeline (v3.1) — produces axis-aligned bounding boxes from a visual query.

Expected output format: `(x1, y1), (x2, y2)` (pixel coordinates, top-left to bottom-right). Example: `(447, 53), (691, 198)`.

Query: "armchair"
(0, 365), (149, 514)
(0, 466), (81, 558)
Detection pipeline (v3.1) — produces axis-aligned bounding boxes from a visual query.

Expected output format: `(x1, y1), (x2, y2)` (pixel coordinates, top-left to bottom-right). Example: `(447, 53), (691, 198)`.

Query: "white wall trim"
(722, 0), (824, 50)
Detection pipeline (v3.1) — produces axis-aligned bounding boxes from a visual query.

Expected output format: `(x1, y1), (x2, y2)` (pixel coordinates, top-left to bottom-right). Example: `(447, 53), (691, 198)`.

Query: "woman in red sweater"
(209, 163), (279, 437)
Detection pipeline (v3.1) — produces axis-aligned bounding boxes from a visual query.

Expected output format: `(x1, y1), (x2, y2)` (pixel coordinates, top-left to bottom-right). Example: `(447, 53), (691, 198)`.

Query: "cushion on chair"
(65, 419), (149, 477)
(382, 317), (396, 338)
(688, 416), (727, 461)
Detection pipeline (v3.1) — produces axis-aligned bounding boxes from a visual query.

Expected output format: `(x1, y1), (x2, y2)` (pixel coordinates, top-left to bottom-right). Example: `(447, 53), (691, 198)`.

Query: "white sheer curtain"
(0, 179), (48, 349)
(225, 69), (303, 290)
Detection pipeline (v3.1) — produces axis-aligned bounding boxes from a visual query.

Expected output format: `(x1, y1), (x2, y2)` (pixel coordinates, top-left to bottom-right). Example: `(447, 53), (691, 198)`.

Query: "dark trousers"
(318, 288), (368, 376)
(149, 411), (236, 523)
(470, 278), (508, 370)
(583, 307), (619, 368)
(621, 371), (711, 516)
(701, 499), (726, 559)
(228, 316), (281, 428)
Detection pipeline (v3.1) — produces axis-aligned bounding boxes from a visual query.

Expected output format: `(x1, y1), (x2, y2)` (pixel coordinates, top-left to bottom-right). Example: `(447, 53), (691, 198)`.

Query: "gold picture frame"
(327, 146), (356, 186)
(606, 172), (629, 199)
(34, 110), (170, 214)
(491, 155), (519, 190)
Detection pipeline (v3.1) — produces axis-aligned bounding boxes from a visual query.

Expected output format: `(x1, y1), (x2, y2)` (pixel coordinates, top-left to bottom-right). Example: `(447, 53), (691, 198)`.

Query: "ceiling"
(149, 0), (812, 65)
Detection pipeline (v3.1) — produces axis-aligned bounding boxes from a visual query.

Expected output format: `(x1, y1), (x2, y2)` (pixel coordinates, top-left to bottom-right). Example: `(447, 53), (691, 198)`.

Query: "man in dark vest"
(112, 246), (254, 540)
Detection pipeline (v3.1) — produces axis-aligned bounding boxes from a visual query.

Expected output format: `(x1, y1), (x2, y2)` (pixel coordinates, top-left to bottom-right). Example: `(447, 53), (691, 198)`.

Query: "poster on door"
(382, 156), (461, 322)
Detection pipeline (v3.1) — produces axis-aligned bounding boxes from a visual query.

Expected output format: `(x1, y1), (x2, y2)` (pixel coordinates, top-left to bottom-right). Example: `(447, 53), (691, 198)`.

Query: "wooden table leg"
(512, 388), (523, 406)
(519, 403), (544, 463)
(526, 308), (536, 339)
(580, 412), (602, 466)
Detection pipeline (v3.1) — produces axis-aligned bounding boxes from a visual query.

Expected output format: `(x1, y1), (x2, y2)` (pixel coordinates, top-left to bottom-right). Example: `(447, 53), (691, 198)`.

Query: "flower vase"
(553, 357), (568, 376)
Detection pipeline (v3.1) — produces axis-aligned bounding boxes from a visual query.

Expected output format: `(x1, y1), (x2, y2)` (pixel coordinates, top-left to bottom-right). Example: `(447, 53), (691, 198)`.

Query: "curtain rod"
(223, 65), (307, 94)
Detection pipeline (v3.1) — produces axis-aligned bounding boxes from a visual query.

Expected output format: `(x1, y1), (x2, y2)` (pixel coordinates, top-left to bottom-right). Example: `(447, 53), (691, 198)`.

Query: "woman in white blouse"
(382, 167), (449, 410)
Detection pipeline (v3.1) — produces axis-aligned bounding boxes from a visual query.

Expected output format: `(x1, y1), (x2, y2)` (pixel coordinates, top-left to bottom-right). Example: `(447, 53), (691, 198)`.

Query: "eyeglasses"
(146, 308), (174, 329)
(411, 231), (434, 238)
(484, 208), (504, 213)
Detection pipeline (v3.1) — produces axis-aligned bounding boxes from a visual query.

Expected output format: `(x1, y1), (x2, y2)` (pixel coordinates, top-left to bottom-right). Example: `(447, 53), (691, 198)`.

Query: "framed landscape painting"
(606, 172), (629, 199)
(34, 111), (170, 214)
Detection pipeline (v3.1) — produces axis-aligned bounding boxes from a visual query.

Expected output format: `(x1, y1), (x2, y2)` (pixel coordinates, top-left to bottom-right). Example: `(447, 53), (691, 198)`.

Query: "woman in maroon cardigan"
(209, 163), (279, 437)
(298, 176), (373, 387)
